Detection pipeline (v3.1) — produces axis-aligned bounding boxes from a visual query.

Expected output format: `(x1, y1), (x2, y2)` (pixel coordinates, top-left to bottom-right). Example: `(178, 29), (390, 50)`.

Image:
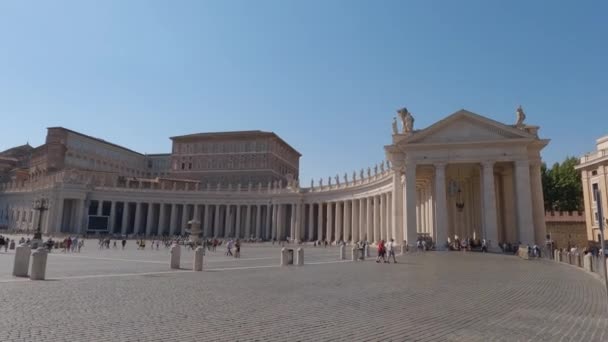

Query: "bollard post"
(30, 247), (48, 280)
(351, 246), (357, 261)
(339, 244), (345, 260)
(170, 243), (181, 269)
(296, 248), (304, 266)
(13, 244), (31, 277)
(280, 247), (288, 266)
(584, 254), (592, 272)
(194, 246), (204, 271)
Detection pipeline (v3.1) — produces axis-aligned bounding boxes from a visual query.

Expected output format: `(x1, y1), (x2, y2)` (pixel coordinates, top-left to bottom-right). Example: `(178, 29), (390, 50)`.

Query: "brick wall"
(545, 211), (588, 249)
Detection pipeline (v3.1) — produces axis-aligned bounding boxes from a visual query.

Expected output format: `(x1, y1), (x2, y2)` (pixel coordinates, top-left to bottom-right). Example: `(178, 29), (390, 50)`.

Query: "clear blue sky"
(1, 1), (606, 183)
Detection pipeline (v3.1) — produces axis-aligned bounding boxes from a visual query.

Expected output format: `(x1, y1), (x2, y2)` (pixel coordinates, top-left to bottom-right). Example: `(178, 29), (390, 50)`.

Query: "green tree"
(541, 157), (582, 212)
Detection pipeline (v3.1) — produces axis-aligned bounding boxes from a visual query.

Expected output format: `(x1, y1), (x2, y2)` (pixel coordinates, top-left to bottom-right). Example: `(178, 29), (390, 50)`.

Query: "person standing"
(234, 240), (241, 258)
(121, 239), (127, 250)
(376, 240), (386, 263)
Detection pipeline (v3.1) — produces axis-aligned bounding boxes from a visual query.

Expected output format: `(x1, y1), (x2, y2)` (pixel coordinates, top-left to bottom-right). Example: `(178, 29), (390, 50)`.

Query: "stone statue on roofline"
(367, 167), (371, 178)
(380, 161), (385, 172)
(335, 174), (340, 185)
(397, 107), (414, 134)
(374, 164), (378, 175)
(352, 171), (356, 182)
(328, 176), (332, 186)
(319, 178), (323, 187)
(515, 105), (526, 128)
(343, 173), (348, 183)
(360, 169), (364, 180)
(392, 117), (399, 135)
(310, 179), (314, 188)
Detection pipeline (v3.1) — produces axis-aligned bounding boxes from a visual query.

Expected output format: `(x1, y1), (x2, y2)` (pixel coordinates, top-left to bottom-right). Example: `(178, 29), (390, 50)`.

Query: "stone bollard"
(193, 246), (204, 271)
(583, 253), (592, 272)
(280, 247), (289, 267)
(339, 244), (345, 260)
(575, 253), (582, 267)
(296, 248), (304, 266)
(351, 246), (358, 261)
(554, 249), (560, 262)
(30, 247), (48, 280)
(170, 243), (181, 269)
(12, 244), (31, 277)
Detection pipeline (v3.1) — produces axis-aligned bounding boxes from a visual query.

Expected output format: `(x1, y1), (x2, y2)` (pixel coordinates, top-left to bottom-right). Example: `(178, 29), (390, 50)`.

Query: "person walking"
(234, 240), (241, 258)
(121, 239), (127, 250)
(387, 239), (397, 263)
(376, 240), (386, 263)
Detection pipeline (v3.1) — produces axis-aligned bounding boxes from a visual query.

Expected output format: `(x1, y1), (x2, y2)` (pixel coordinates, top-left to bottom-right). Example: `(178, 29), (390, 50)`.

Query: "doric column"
(158, 204), (166, 236)
(133, 202), (142, 235)
(108, 201), (116, 233)
(290, 203), (297, 240)
(514, 160), (534, 245)
(169, 203), (178, 236)
(359, 198), (365, 242)
(387, 193), (392, 239)
(224, 205), (232, 238)
(203, 205), (210, 237)
(265, 204), (271, 240)
(74, 199), (85, 234)
(121, 202), (129, 235)
(335, 201), (342, 242)
(245, 205), (252, 239)
(317, 203), (324, 241)
(379, 195), (385, 240)
(434, 164), (447, 248)
(255, 205), (262, 238)
(146, 203), (155, 236)
(351, 200), (359, 243)
(294, 203), (302, 241)
(530, 161), (547, 244)
(326, 202), (333, 242)
(213, 204), (221, 238)
(180, 204), (189, 235)
(235, 205), (242, 238)
(482, 162), (499, 248)
(366, 197), (373, 242)
(271, 204), (278, 240)
(307, 204), (314, 241)
(373, 196), (380, 242)
(343, 200), (351, 242)
(404, 163), (417, 248)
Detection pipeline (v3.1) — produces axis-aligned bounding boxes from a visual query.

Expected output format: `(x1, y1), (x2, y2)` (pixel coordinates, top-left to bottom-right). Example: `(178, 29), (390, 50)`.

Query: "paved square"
(1, 239), (607, 341)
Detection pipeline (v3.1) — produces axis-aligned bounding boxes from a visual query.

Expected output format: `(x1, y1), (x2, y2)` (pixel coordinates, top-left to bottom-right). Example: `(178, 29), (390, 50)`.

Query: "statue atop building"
(397, 107), (414, 134)
(515, 105), (526, 128)
(392, 117), (398, 135)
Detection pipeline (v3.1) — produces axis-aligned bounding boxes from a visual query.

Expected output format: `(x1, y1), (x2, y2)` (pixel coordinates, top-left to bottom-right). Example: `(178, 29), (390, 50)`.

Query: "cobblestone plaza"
(1, 241), (607, 341)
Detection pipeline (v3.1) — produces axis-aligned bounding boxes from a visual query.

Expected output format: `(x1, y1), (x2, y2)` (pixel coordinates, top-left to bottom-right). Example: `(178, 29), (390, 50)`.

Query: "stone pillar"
(194, 246), (204, 271)
(379, 195), (385, 240)
(255, 205), (262, 239)
(235, 205), (241, 238)
(296, 247), (304, 266)
(366, 197), (373, 242)
(265, 204), (271, 240)
(359, 198), (365, 242)
(530, 161), (547, 245)
(344, 200), (351, 242)
(335, 201), (342, 242)
(373, 196), (380, 242)
(74, 199), (85, 234)
(213, 205), (221, 238)
(515, 160), (535, 245)
(317, 203), (324, 241)
(352, 200), (359, 243)
(30, 247), (48, 280)
(158, 204), (166, 236)
(96, 201), (103, 216)
(405, 164), (417, 248)
(133, 202), (142, 235)
(326, 202), (333, 243)
(295, 203), (302, 241)
(170, 243), (181, 269)
(13, 244), (30, 277)
(121, 202), (129, 236)
(307, 203), (314, 241)
(482, 162), (499, 249)
(271, 204), (278, 240)
(245, 205), (252, 239)
(169, 203), (178, 236)
(180, 204), (189, 236)
(193, 204), (200, 224)
(202, 205), (210, 237)
(146, 203), (154, 236)
(224, 205), (232, 238)
(290, 203), (297, 240)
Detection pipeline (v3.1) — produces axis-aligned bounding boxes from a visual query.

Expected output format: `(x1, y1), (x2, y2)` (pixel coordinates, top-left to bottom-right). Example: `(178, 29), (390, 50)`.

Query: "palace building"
(0, 107), (549, 249)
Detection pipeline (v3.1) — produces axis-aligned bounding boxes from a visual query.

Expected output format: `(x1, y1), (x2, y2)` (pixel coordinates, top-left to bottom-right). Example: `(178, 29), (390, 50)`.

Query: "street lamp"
(32, 198), (49, 241)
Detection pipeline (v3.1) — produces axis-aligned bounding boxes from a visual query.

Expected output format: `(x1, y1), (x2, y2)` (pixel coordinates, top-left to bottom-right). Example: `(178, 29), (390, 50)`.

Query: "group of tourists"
(0, 235), (14, 252)
(375, 239), (397, 263)
(61, 236), (83, 252)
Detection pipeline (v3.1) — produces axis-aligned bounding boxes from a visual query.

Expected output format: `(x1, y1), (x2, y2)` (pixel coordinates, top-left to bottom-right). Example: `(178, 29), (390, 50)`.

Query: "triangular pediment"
(405, 109), (534, 144)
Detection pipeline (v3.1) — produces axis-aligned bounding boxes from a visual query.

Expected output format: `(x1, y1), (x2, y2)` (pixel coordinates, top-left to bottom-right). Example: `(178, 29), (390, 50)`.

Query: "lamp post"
(32, 198), (49, 242)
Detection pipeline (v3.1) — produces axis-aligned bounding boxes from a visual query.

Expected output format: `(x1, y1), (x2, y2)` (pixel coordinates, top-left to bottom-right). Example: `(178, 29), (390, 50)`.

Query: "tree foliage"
(541, 156), (583, 212)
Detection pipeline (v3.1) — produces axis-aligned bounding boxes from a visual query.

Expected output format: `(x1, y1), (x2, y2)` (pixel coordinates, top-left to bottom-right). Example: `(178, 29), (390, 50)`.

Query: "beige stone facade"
(0, 107), (549, 247)
(576, 135), (608, 242)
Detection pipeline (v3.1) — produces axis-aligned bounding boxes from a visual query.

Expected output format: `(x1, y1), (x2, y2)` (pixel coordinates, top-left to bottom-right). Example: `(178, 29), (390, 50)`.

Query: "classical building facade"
(576, 135), (608, 242)
(0, 107), (549, 248)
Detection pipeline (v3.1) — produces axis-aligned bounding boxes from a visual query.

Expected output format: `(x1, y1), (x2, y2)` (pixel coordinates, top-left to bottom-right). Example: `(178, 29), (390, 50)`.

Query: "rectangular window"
(181, 163), (185, 170)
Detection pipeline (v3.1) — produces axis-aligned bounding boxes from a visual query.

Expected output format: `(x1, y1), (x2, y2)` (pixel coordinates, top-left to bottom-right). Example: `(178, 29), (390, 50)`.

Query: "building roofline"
(47, 127), (146, 156)
(170, 130), (302, 157)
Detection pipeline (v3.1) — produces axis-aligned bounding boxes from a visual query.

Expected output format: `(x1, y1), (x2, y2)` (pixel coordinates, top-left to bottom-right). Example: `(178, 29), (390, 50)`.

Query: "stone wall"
(545, 211), (588, 249)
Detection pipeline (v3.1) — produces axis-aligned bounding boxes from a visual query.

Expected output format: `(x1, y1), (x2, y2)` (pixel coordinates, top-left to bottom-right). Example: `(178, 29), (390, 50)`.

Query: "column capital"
(481, 161), (495, 169)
